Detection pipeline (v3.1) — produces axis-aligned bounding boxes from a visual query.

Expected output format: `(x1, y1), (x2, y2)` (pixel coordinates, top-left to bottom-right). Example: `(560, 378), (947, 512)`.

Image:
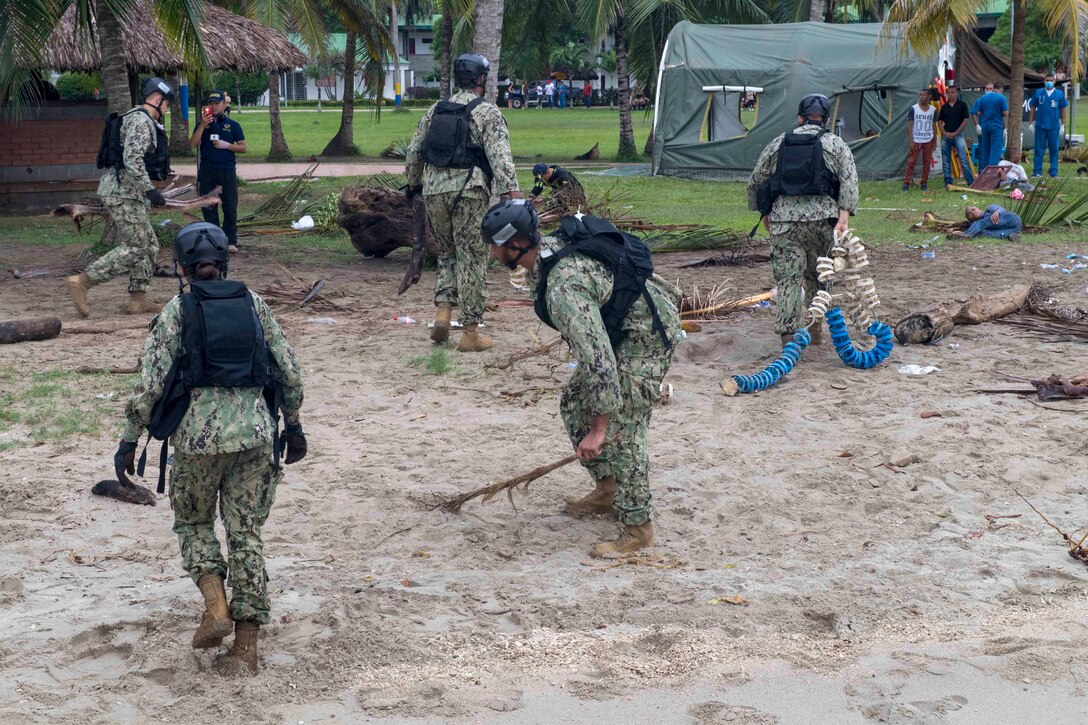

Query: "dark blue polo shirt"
(199, 116), (245, 170)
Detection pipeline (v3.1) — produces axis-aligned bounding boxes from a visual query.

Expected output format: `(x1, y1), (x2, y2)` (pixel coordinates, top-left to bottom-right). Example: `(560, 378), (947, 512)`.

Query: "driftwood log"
(337, 185), (436, 259)
(894, 285), (1032, 345)
(0, 316), (62, 344)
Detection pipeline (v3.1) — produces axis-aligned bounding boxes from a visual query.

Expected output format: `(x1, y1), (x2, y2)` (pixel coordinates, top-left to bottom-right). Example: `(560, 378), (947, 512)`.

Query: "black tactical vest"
(141, 281), (281, 492)
(96, 108), (171, 181)
(420, 98), (493, 182)
(534, 214), (671, 350)
(756, 128), (840, 216)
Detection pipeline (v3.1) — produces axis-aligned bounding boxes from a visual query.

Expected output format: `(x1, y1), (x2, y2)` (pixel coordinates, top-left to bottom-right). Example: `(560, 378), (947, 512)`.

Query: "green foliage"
(55, 73), (102, 101)
(211, 72), (271, 107)
(411, 347), (455, 375)
(988, 4), (1065, 71)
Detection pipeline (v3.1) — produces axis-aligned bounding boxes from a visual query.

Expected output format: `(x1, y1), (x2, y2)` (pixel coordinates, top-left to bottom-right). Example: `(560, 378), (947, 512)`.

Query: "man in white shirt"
(545, 80), (556, 109)
(903, 88), (937, 191)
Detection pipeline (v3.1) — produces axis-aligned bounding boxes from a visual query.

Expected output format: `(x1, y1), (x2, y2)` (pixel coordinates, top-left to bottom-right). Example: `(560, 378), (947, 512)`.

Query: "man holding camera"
(190, 90), (247, 252)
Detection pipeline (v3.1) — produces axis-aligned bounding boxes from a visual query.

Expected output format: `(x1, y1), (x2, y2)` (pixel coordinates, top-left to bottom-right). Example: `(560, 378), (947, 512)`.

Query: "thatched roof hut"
(35, 3), (306, 73)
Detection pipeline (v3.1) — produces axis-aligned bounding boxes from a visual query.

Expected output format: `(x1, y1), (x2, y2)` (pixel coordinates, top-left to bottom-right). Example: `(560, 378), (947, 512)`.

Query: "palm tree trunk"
(96, 0), (132, 114)
(472, 0), (505, 103)
(166, 71), (190, 156)
(267, 73), (292, 161)
(809, 0), (827, 22)
(1007, 0), (1026, 161)
(615, 12), (638, 161)
(322, 31), (359, 156)
(440, 11), (452, 100)
(390, 2), (402, 107)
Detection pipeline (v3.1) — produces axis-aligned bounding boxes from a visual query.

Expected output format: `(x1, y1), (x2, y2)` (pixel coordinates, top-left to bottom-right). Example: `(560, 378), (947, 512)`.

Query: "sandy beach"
(1, 234), (1087, 724)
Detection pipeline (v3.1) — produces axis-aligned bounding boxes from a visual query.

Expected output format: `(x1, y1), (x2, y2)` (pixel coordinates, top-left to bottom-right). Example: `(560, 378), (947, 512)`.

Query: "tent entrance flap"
(699, 85), (764, 142)
(831, 84), (898, 144)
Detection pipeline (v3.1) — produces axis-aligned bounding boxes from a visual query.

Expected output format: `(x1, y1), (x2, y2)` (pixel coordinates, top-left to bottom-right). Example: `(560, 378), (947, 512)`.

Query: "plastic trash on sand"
(306, 317), (337, 325)
(291, 215), (315, 231)
(898, 364), (940, 376)
(393, 316), (416, 325)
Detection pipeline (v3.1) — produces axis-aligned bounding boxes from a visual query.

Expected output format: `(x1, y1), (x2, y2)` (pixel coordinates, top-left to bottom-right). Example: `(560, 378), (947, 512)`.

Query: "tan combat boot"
(192, 573), (234, 649)
(564, 476), (618, 517)
(808, 324), (824, 346)
(431, 302), (453, 344)
(456, 324), (492, 352)
(67, 273), (95, 318)
(591, 521), (655, 559)
(124, 291), (160, 314)
(217, 621), (259, 676)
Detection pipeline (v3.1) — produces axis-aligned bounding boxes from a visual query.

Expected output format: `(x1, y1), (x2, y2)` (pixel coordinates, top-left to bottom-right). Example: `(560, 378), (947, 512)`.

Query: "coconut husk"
(894, 307), (956, 344)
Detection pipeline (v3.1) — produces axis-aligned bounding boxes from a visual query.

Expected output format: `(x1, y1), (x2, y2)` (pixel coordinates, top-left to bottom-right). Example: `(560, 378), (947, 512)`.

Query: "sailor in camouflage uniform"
(405, 53), (521, 352)
(69, 77), (175, 318)
(747, 94), (859, 343)
(114, 223), (305, 675)
(482, 200), (683, 558)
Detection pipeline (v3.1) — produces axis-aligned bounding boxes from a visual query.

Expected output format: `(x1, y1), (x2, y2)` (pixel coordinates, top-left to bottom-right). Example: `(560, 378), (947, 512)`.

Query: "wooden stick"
(485, 337), (565, 370)
(440, 453), (578, 513)
(440, 436), (620, 513)
(1015, 489), (1077, 547)
(64, 321), (150, 335)
(74, 365), (139, 374)
(681, 290), (774, 319)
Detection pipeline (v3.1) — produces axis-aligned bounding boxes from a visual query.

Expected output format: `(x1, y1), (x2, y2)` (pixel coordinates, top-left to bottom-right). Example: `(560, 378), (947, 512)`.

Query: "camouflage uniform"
(535, 236), (684, 526)
(405, 91), (519, 325)
(122, 291), (304, 624)
(87, 108), (160, 293)
(747, 124), (859, 334)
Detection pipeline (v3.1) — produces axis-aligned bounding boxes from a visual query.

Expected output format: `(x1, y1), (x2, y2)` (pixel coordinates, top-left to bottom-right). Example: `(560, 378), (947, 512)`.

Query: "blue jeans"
(978, 125), (1004, 169)
(547, 95), (554, 108)
(942, 135), (975, 186)
(1034, 126), (1060, 177)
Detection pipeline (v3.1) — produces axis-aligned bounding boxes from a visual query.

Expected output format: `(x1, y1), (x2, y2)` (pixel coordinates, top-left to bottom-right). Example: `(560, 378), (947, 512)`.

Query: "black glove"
(114, 440), (138, 484)
(280, 424), (307, 465)
(146, 188), (166, 207)
(405, 184), (422, 201)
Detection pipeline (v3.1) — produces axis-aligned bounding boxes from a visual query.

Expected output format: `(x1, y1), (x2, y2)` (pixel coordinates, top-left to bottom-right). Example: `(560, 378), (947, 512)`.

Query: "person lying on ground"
(951, 205), (1022, 241)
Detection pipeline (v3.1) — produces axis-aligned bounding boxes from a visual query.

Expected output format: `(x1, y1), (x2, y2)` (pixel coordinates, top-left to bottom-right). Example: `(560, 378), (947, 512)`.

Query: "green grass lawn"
(168, 106), (654, 162)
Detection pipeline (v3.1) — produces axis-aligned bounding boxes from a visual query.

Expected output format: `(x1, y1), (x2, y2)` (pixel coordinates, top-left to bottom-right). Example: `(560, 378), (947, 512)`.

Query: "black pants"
(198, 166), (239, 246)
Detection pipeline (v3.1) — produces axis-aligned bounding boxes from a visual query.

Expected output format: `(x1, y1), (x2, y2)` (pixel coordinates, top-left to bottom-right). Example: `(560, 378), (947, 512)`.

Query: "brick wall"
(0, 101), (107, 212)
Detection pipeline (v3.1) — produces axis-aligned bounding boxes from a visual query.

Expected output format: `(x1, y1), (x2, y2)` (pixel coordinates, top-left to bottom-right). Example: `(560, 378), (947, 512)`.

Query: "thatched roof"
(36, 3), (307, 74)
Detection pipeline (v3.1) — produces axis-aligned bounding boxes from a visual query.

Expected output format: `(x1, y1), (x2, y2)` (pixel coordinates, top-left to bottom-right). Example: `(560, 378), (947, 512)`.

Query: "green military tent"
(652, 22), (939, 181)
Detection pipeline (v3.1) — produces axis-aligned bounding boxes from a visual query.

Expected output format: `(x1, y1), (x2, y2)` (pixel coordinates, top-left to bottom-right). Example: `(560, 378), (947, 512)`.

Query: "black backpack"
(755, 129), (840, 221)
(138, 280), (284, 491)
(420, 98), (493, 183)
(535, 214), (671, 350)
(96, 108), (172, 180)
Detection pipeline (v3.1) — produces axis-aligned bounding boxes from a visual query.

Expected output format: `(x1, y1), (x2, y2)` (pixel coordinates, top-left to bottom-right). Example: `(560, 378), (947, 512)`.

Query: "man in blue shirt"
(189, 90), (247, 252)
(970, 82), (1009, 169)
(1029, 73), (1068, 178)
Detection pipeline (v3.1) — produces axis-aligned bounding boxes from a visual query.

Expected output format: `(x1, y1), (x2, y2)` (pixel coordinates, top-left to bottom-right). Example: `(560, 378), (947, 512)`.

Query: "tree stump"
(0, 317), (62, 344)
(337, 186), (435, 259)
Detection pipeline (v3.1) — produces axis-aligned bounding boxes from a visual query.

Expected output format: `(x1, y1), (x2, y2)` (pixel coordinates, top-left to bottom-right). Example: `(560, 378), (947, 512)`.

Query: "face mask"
(1045, 81), (1055, 89)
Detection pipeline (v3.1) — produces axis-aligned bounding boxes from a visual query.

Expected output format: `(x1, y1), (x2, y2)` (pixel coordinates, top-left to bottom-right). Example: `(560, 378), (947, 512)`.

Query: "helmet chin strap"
(503, 240), (537, 270)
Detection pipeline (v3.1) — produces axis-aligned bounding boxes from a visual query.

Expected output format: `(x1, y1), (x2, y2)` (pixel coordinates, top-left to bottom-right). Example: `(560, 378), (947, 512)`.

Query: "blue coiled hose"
(732, 328), (811, 393)
(825, 307), (894, 370)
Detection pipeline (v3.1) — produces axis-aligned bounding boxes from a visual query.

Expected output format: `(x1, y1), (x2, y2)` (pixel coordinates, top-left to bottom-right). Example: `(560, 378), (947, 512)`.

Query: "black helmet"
(141, 76), (176, 102)
(797, 93), (831, 120)
(174, 222), (229, 278)
(454, 53), (489, 86)
(481, 199), (539, 246)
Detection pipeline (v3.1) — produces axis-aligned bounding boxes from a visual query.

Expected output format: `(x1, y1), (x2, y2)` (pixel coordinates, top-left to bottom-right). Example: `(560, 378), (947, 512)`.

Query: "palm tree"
(597, 48), (616, 108)
(579, 0), (766, 161)
(220, 0), (392, 160)
(473, 0), (504, 102)
(885, 0), (1084, 162)
(1, 0), (205, 115)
